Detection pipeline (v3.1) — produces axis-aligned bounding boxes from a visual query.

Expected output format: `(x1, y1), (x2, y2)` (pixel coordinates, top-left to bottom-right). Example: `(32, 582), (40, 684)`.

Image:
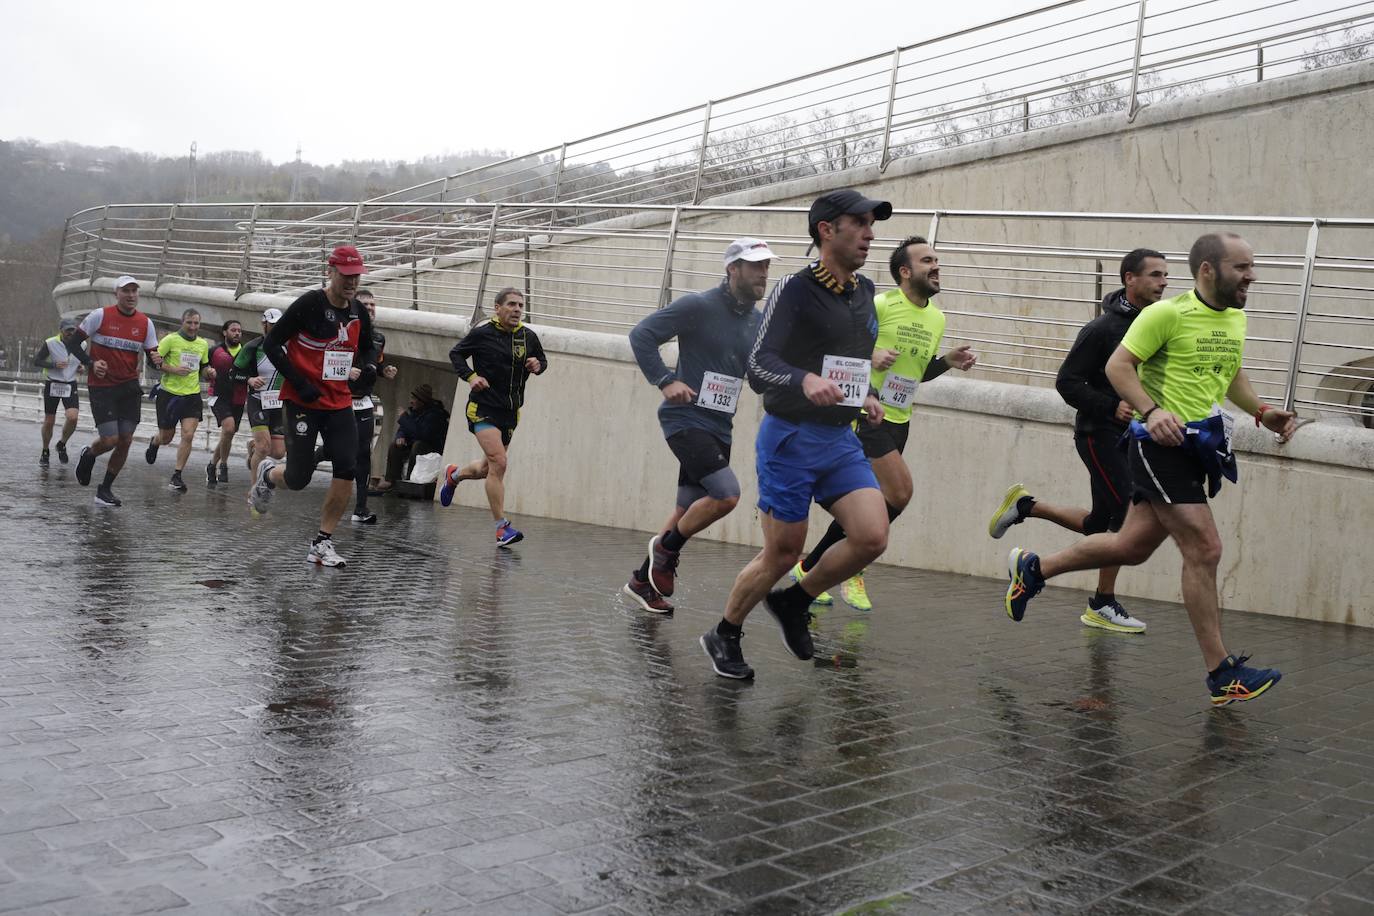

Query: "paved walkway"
(3, 416), (1374, 915)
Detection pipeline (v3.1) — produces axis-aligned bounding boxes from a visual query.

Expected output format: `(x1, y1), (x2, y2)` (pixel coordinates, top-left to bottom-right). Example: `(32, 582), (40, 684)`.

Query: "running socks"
(716, 618), (742, 638)
(774, 582), (812, 611)
(661, 526), (688, 552)
(312, 530), (332, 545)
(101, 470), (116, 488)
(1089, 593), (1116, 610)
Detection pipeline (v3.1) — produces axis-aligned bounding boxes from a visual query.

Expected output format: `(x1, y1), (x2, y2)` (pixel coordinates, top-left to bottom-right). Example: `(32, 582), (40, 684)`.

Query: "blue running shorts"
(755, 414), (879, 523)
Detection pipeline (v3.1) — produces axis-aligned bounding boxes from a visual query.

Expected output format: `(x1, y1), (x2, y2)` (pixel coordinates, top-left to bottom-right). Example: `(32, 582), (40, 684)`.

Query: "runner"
(246, 245), (377, 568)
(989, 247), (1168, 633)
(700, 188), (893, 680)
(623, 238), (774, 613)
(791, 235), (975, 612)
(440, 288), (547, 547)
(145, 308), (213, 493)
(67, 276), (165, 507)
(34, 317), (82, 466)
(206, 319), (247, 487)
(1004, 232), (1297, 707)
(234, 308), (286, 492)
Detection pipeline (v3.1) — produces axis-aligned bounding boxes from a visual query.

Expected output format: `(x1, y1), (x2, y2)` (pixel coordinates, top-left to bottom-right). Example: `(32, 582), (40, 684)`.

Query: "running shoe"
(55, 441), (69, 464)
(439, 464), (460, 507)
(788, 561), (833, 606)
(94, 484), (121, 507)
(248, 457), (277, 516)
(623, 572), (673, 614)
(989, 483), (1032, 539)
(205, 461), (217, 488)
(218, 463), (229, 483)
(764, 590), (815, 660)
(647, 535), (680, 597)
(145, 440), (159, 464)
(1082, 598), (1146, 634)
(700, 627), (754, 679)
(75, 447), (95, 486)
(169, 470), (187, 493)
(39, 448), (49, 467)
(1207, 654), (1282, 707)
(1005, 547), (1044, 622)
(495, 521), (524, 547)
(351, 512), (377, 524)
(841, 572), (873, 611)
(307, 537), (347, 568)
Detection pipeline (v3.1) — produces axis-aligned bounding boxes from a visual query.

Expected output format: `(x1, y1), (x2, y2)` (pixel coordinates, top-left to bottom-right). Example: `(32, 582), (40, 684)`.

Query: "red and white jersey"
(270, 289), (371, 411)
(80, 305), (158, 387)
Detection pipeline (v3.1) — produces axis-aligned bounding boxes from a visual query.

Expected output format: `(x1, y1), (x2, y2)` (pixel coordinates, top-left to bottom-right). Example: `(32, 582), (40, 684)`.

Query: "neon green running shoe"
(789, 561), (833, 605)
(841, 572), (872, 611)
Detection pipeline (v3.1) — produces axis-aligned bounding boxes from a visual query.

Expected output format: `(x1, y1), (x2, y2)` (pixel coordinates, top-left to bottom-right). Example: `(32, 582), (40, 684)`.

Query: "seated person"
(374, 384), (450, 492)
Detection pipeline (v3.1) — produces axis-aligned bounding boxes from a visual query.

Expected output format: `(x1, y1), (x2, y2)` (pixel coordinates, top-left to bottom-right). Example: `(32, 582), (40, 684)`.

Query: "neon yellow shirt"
(1120, 290), (1246, 423)
(157, 332), (210, 396)
(871, 288), (946, 424)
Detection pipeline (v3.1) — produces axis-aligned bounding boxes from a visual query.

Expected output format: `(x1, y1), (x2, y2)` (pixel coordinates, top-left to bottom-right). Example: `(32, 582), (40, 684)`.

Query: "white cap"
(114, 275), (139, 289)
(723, 238), (776, 268)
(262, 307), (283, 323)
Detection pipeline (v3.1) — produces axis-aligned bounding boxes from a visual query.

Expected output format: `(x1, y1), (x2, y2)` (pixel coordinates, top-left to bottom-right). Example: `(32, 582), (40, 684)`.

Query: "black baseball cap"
(807, 189), (893, 240)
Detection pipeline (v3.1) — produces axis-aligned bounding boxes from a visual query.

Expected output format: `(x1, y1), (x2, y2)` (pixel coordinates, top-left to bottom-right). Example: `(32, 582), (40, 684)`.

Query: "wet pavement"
(4, 415), (1374, 915)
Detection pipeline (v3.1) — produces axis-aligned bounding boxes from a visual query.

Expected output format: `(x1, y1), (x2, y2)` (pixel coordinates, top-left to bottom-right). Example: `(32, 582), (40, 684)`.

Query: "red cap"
(327, 245), (367, 275)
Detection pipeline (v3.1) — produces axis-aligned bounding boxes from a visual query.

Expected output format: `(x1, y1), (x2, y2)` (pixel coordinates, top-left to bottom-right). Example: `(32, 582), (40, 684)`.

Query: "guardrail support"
(1126, 0), (1148, 122)
(878, 48), (902, 172)
(88, 205), (110, 284)
(657, 207), (683, 310)
(690, 102), (714, 205)
(234, 204), (260, 299)
(52, 216), (72, 290)
(926, 211), (942, 246)
(154, 205), (179, 290)
(1257, 43), (1265, 82)
(472, 205), (502, 322)
(350, 202), (364, 242)
(552, 143), (568, 202)
(1282, 220), (1322, 413)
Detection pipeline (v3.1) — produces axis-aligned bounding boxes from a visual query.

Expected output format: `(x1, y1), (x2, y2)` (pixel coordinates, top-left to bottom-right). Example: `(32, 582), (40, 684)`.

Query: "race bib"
(696, 371), (743, 415)
(822, 355), (871, 408)
(322, 349), (352, 381)
(259, 388), (282, 410)
(352, 396), (373, 412)
(179, 351), (201, 372)
(207, 396), (218, 407)
(48, 382), (72, 398)
(879, 373), (918, 408)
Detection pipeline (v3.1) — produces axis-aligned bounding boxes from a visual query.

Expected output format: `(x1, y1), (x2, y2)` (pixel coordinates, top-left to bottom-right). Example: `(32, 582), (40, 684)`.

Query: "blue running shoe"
(1005, 547), (1044, 622)
(495, 521), (524, 548)
(439, 464), (460, 507)
(1207, 654), (1282, 707)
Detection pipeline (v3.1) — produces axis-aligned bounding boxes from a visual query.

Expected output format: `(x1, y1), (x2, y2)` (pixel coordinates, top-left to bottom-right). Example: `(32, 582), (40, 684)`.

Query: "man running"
(1004, 232), (1297, 707)
(206, 319), (247, 487)
(440, 288), (547, 547)
(700, 189), (893, 680)
(989, 248), (1168, 633)
(234, 308), (286, 491)
(68, 276), (165, 507)
(35, 318), (83, 466)
(624, 238), (774, 613)
(247, 245), (377, 568)
(145, 308), (213, 493)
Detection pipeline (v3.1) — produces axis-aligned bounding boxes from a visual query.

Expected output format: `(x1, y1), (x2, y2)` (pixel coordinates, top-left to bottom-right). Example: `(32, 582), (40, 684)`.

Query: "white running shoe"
(1081, 599), (1146, 634)
(307, 537), (347, 568)
(248, 457), (277, 516)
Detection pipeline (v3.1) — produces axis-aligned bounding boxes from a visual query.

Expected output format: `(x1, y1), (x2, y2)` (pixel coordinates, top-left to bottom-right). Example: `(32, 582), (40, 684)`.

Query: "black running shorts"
(43, 379), (80, 414)
(284, 402), (356, 487)
(155, 389), (203, 430)
(211, 397), (244, 427)
(88, 380), (143, 435)
(666, 428), (732, 487)
(1074, 428), (1132, 532)
(1128, 437), (1207, 505)
(246, 394), (283, 437)
(856, 418), (911, 460)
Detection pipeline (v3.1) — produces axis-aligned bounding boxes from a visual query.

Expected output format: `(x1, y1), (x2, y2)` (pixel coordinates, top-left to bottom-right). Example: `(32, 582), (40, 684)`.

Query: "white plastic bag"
(408, 452), (444, 484)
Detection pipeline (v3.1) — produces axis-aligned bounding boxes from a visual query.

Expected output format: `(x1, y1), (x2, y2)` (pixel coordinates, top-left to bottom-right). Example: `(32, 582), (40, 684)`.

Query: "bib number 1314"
(822, 355), (871, 408)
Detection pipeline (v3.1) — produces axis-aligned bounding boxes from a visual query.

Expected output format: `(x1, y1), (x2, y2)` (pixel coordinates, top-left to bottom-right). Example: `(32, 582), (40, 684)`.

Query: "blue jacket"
(1125, 413), (1238, 497)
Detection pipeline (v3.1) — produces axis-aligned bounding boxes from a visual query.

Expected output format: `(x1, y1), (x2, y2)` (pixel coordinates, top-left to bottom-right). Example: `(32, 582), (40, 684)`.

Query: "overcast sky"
(3, 0), (1048, 165)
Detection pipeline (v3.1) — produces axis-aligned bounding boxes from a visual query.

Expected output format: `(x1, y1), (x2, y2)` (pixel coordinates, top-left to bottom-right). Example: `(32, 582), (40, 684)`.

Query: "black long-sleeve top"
(1055, 289), (1141, 435)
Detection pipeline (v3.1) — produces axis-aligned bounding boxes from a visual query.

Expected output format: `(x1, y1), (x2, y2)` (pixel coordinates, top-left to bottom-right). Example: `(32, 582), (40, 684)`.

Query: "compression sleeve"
(263, 298), (312, 392)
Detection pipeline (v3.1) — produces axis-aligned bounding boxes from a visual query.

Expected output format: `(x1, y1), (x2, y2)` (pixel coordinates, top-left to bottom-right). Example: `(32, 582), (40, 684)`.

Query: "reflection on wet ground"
(3, 416), (1374, 914)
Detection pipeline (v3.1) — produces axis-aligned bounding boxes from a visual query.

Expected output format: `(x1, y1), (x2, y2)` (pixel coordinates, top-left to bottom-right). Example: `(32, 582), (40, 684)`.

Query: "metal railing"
(51, 200), (1374, 426)
(349, 0), (1373, 223)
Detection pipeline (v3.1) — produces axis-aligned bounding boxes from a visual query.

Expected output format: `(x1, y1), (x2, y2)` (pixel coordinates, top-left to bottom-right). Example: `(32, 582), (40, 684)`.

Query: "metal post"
(926, 211), (941, 246)
(154, 205), (179, 289)
(690, 102), (714, 205)
(439, 175), (451, 224)
(350, 202), (364, 242)
(472, 205), (502, 322)
(656, 208), (683, 310)
(552, 142), (568, 202)
(1094, 258), (1104, 315)
(1281, 220), (1322, 413)
(1257, 43), (1265, 82)
(234, 204), (260, 299)
(52, 216), (72, 290)
(523, 236), (531, 321)
(878, 47), (902, 172)
(411, 231), (420, 310)
(1022, 96), (1031, 133)
(1126, 0), (1148, 122)
(88, 205), (110, 284)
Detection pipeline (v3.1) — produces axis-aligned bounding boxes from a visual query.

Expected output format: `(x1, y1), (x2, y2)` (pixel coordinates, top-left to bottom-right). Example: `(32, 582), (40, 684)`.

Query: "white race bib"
(179, 351), (201, 372)
(696, 371), (743, 415)
(352, 396), (372, 412)
(259, 388), (282, 410)
(878, 373), (918, 409)
(322, 349), (352, 381)
(822, 355), (871, 408)
(48, 382), (72, 398)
